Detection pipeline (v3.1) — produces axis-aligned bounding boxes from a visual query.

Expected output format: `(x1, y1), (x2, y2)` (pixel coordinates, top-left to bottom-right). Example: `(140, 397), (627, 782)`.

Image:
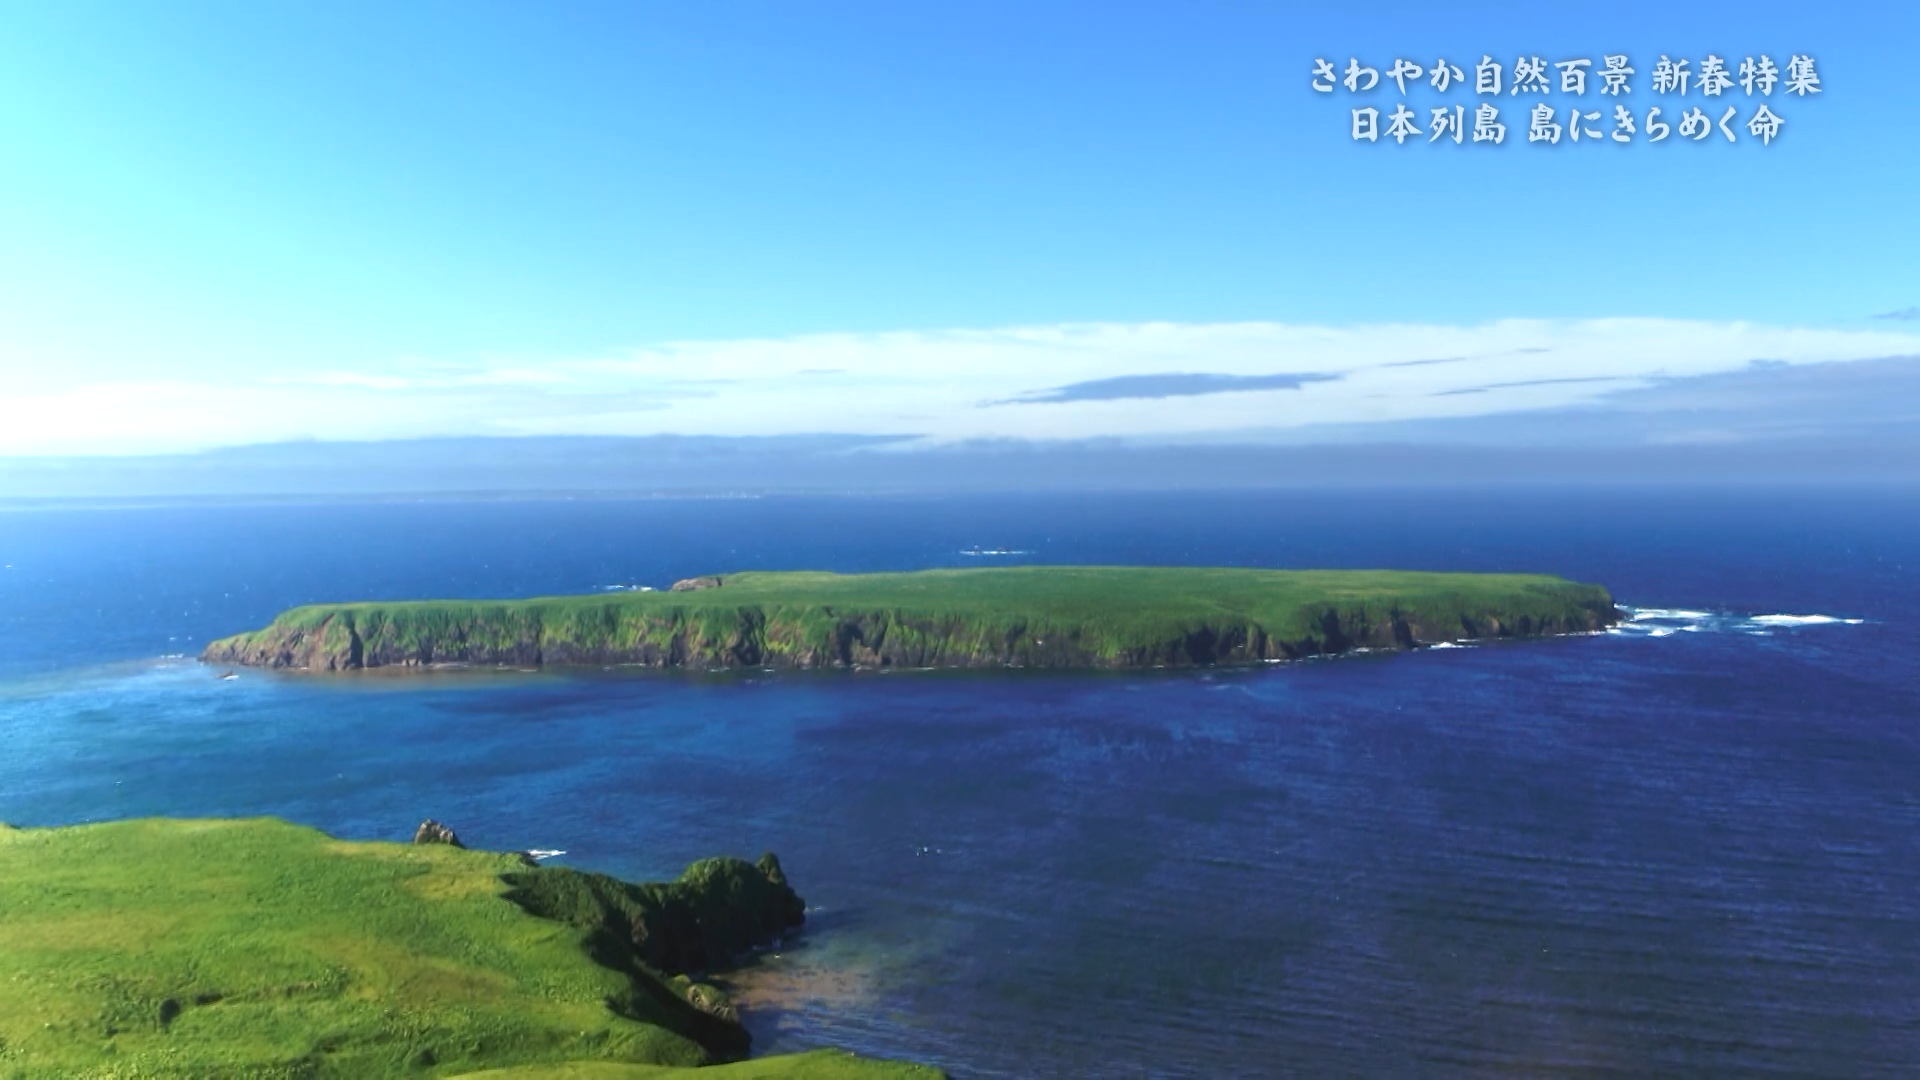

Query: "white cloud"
(4, 318), (1919, 455)
(269, 367), (578, 391)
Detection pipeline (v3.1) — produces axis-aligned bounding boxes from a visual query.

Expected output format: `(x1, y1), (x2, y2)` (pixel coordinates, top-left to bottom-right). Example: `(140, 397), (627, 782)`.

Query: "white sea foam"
(525, 849), (566, 861)
(1425, 641), (1472, 649)
(1624, 608), (1713, 621)
(1612, 604), (1866, 639)
(1748, 614), (1866, 627)
(1610, 607), (1713, 637)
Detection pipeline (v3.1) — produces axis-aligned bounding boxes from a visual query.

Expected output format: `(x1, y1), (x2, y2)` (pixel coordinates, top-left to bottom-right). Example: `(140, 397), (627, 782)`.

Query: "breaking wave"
(1613, 606), (1867, 638)
(1748, 614), (1867, 627)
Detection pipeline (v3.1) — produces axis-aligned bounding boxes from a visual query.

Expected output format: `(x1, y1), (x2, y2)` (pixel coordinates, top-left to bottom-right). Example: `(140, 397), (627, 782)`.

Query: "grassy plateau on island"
(204, 566), (1620, 672)
(0, 818), (939, 1079)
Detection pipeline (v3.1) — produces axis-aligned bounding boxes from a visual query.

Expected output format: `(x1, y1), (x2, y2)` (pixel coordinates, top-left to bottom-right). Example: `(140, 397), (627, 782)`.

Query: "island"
(0, 816), (939, 1078)
(203, 566), (1620, 673)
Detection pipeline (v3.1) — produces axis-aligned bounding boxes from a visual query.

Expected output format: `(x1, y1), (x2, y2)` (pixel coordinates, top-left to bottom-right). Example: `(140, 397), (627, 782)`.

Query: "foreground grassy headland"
(0, 818), (939, 1079)
(204, 566), (1620, 673)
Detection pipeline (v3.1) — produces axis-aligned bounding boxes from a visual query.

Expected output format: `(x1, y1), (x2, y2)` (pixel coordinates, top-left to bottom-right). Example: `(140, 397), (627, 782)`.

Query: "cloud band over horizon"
(5, 318), (1920, 456)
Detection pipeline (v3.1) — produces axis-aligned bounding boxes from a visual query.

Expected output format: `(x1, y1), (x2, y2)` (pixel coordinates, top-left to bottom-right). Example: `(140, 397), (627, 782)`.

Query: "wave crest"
(1612, 605), (1865, 639)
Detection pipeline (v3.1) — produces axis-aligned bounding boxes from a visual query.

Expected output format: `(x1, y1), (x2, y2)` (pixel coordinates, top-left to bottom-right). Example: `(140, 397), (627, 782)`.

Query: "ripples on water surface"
(2, 490), (1917, 1076)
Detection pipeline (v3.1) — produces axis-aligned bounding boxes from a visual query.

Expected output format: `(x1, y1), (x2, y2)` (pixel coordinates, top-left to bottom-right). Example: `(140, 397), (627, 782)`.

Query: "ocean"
(2, 488), (1917, 1077)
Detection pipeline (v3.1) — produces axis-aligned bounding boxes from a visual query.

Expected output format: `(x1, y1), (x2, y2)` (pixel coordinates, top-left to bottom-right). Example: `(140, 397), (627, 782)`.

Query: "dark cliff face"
(202, 600), (1620, 673)
(500, 853), (808, 1061)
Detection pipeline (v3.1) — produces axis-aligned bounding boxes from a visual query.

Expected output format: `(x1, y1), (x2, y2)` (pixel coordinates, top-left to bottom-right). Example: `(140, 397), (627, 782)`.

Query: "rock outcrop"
(412, 819), (464, 847)
(500, 850), (807, 1059)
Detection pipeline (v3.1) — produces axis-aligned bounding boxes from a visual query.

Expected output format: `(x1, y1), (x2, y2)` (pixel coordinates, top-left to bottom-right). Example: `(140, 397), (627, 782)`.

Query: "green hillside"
(0, 818), (937, 1079)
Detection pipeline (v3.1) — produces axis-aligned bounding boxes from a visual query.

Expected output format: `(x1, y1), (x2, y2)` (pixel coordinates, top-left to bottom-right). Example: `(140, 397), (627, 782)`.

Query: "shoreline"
(200, 619), (1621, 681)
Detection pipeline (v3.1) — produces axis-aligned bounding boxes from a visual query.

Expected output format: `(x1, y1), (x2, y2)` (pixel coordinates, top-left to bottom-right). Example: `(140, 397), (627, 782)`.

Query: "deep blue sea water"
(3, 489), (1918, 1077)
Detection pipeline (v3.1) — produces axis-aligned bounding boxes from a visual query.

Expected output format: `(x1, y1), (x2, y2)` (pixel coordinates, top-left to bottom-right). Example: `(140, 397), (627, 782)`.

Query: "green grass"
(205, 566), (1618, 672)
(0, 819), (936, 1079)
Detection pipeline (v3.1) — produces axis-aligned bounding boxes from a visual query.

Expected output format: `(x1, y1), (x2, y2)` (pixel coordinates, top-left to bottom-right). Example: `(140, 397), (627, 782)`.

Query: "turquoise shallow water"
(3, 490), (1918, 1076)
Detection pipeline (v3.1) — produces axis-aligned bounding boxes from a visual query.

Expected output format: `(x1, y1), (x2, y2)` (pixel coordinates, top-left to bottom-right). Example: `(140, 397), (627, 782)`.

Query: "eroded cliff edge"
(203, 567), (1621, 673)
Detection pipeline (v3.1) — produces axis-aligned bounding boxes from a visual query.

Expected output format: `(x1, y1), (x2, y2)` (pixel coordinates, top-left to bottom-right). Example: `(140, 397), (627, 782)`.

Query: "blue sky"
(0, 1), (1915, 455)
